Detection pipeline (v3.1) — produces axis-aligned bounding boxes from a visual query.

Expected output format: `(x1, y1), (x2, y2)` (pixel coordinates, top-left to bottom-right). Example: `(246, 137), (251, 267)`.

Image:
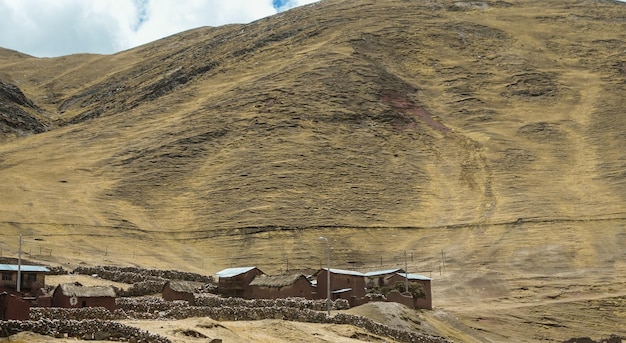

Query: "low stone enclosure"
(0, 296), (453, 343)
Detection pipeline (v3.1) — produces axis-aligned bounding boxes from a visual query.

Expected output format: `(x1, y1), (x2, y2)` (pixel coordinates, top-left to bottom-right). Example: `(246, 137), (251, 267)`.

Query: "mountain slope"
(2, 0), (624, 235)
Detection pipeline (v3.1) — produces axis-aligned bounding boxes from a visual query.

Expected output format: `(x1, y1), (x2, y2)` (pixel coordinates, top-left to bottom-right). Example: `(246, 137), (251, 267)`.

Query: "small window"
(2, 273), (12, 281)
(27, 274), (37, 282)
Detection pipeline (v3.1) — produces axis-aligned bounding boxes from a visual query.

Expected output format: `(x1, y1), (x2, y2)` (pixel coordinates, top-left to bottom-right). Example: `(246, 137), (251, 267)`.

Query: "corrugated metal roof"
(325, 268), (365, 277)
(331, 288), (352, 294)
(364, 268), (403, 277)
(396, 272), (431, 281)
(216, 266), (257, 278)
(0, 264), (50, 272)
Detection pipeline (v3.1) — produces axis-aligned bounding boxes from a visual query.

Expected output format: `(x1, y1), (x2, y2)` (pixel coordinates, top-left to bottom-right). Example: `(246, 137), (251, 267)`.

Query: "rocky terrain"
(0, 0), (625, 341)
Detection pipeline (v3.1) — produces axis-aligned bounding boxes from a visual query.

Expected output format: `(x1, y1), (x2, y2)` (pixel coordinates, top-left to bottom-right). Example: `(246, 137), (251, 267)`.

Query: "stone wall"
(193, 294), (350, 311)
(69, 266), (216, 297)
(28, 297), (451, 343)
(0, 319), (171, 342)
(115, 280), (168, 297)
(73, 266), (213, 284)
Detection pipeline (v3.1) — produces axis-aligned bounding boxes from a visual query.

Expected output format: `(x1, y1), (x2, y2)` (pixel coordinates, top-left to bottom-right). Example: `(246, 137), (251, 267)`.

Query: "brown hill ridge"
(0, 1), (625, 341)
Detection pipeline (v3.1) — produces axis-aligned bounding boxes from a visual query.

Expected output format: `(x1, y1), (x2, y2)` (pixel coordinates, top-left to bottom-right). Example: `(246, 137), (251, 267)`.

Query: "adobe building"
(0, 264), (49, 294)
(162, 280), (204, 305)
(35, 287), (52, 308)
(314, 268), (366, 302)
(0, 291), (30, 320)
(51, 283), (117, 312)
(388, 272), (432, 309)
(364, 268), (405, 289)
(248, 274), (314, 300)
(216, 267), (263, 298)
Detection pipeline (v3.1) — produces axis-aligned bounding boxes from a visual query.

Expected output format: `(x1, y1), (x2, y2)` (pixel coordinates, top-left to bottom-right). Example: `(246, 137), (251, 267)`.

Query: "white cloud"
(0, 0), (319, 57)
(122, 0), (278, 51)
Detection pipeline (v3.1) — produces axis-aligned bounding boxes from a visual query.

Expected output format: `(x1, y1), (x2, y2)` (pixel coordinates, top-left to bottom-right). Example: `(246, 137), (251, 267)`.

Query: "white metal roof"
(364, 268), (403, 277)
(324, 268), (365, 277)
(396, 272), (431, 281)
(331, 288), (352, 294)
(216, 266), (257, 278)
(0, 264), (50, 272)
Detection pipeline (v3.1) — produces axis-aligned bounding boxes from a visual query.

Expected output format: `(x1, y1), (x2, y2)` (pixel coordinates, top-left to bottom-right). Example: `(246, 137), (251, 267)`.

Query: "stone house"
(162, 280), (204, 305)
(216, 267), (264, 298)
(248, 274), (314, 299)
(0, 264), (49, 294)
(51, 283), (117, 312)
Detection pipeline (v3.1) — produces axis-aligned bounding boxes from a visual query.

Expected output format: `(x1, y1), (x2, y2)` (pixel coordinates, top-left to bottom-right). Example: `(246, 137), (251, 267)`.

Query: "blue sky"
(0, 0), (319, 57)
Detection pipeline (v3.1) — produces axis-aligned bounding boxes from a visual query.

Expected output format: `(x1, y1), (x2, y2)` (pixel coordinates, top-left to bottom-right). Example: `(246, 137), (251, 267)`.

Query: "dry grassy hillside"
(0, 0), (625, 341)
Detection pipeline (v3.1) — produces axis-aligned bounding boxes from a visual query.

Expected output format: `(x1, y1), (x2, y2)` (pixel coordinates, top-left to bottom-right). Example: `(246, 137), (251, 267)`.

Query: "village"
(1, 261), (432, 322)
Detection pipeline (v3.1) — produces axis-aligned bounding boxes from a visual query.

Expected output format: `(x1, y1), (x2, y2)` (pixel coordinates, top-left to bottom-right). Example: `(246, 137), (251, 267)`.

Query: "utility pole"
(17, 235), (22, 293)
(319, 237), (331, 316)
(404, 250), (409, 293)
(441, 250), (446, 273)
